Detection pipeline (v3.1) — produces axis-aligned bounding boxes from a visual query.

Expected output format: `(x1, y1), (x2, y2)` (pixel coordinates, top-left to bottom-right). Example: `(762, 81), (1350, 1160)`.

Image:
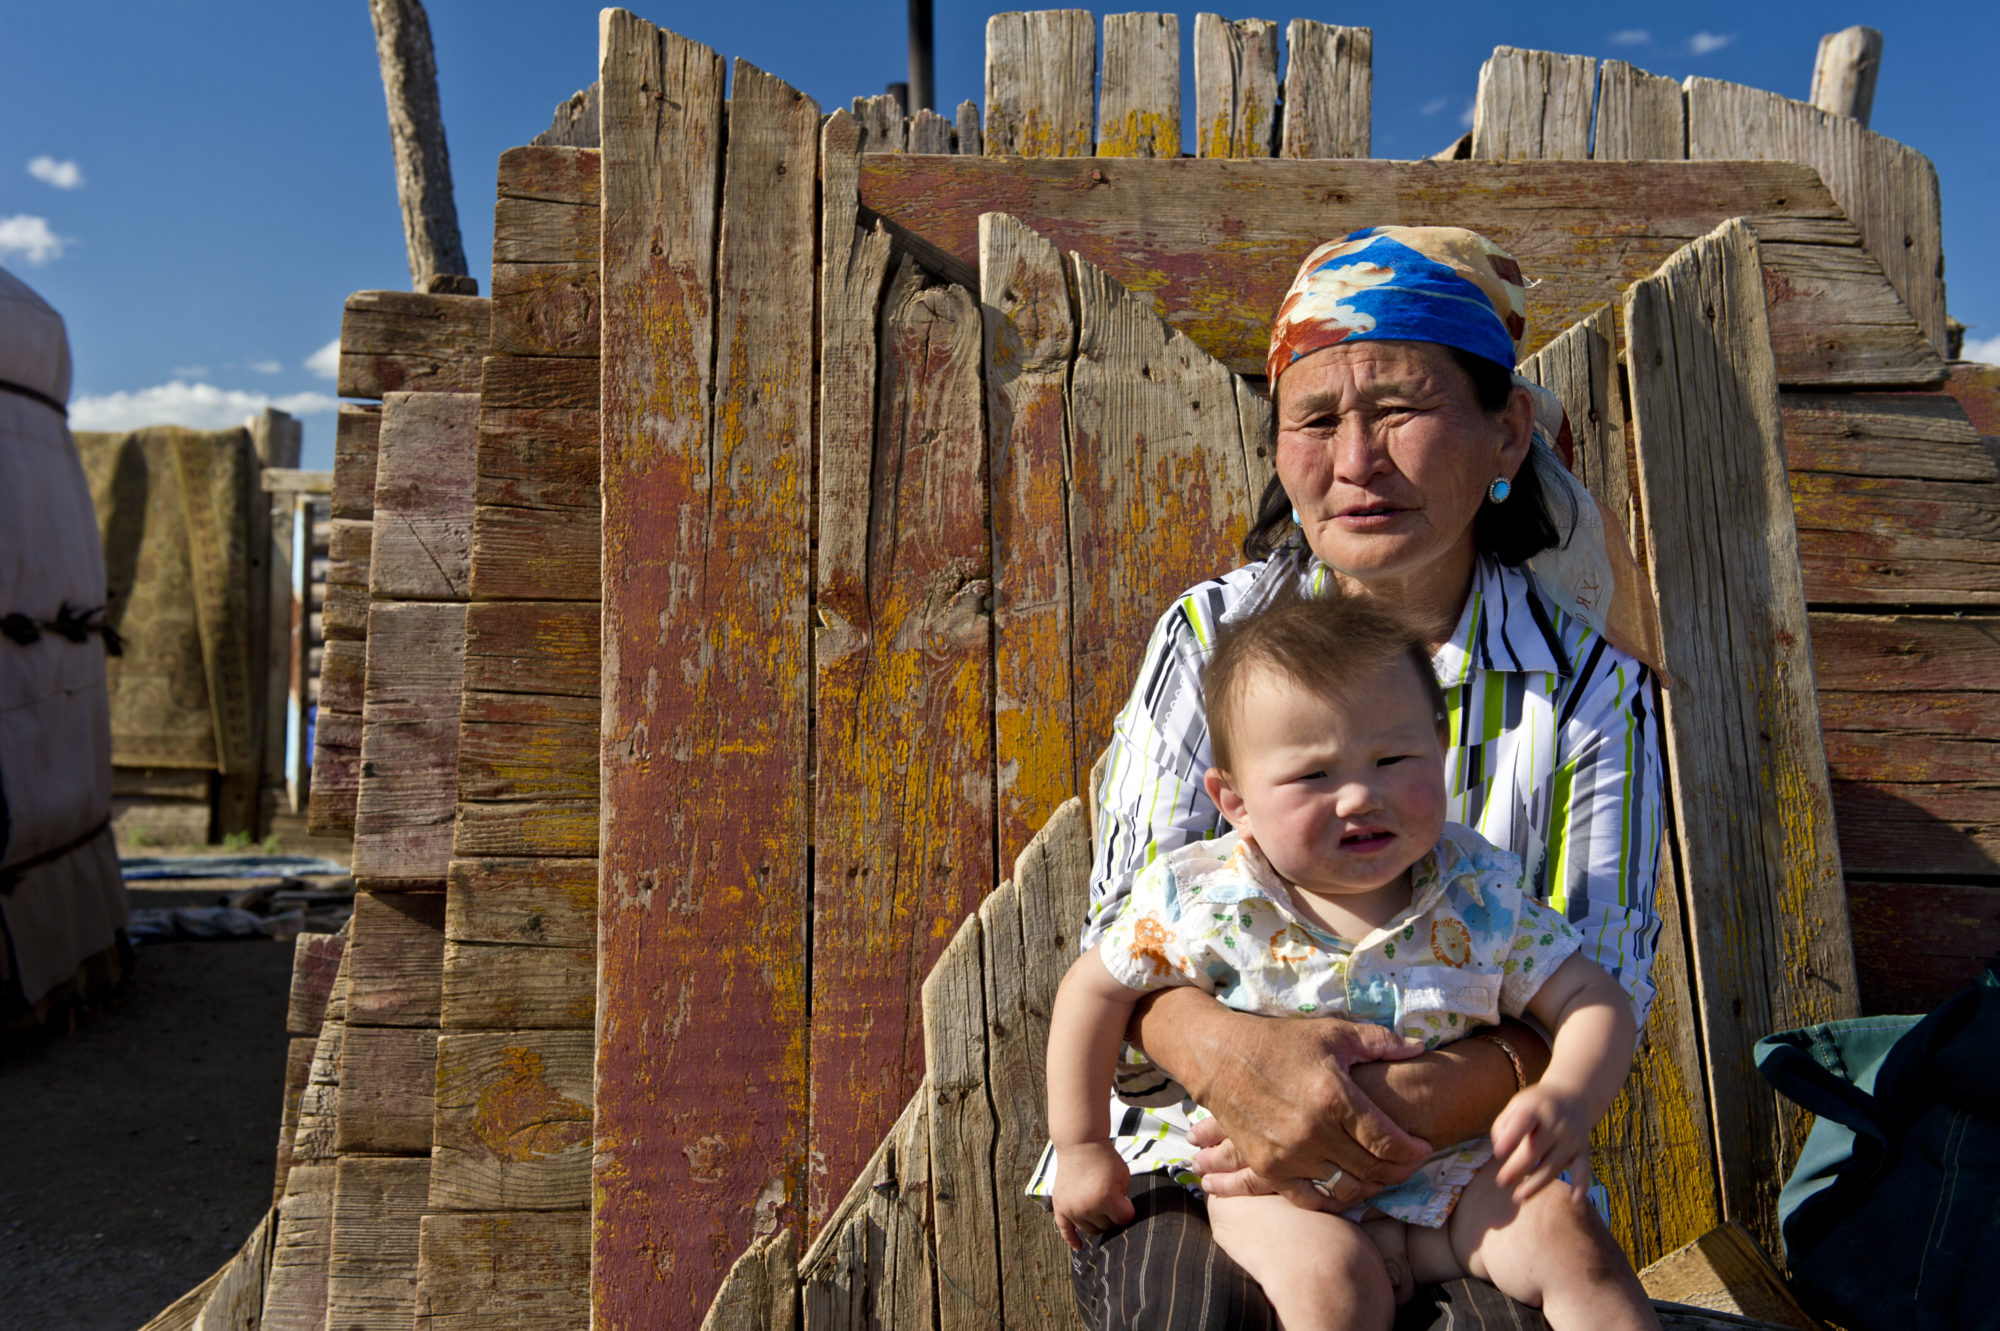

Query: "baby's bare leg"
(1444, 1163), (1660, 1331)
(1207, 1194), (1395, 1331)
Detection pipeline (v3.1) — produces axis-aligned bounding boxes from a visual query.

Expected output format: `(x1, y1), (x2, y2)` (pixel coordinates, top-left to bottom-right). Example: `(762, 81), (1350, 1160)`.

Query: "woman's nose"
(1332, 416), (1390, 484)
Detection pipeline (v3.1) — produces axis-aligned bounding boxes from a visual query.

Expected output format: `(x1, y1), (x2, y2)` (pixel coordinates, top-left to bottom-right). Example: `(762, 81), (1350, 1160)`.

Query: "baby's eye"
(1297, 769), (1327, 781)
(1376, 755), (1410, 767)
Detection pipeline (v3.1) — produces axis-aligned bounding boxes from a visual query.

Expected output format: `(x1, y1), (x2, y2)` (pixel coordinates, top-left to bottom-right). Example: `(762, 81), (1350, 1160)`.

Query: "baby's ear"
(1204, 767), (1249, 830)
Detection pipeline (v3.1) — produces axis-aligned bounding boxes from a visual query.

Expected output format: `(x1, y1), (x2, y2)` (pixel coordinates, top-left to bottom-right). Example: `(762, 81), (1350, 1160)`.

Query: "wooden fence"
(148, 8), (1995, 1331)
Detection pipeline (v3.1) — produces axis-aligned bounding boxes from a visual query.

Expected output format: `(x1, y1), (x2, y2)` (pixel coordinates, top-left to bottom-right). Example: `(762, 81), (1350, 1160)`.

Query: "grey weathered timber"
(1097, 12), (1179, 158)
(798, 1092), (935, 1328)
(698, 1229), (800, 1331)
(335, 1025), (440, 1153)
(985, 10), (1096, 156)
(368, 392), (478, 600)
(955, 98), (983, 155)
(924, 915), (1002, 1331)
(343, 890), (446, 1027)
(1686, 77), (1946, 358)
(1596, 60), (1685, 160)
(910, 107), (954, 153)
(352, 602), (467, 881)
(853, 92), (908, 153)
(1624, 219), (1859, 1250)
(329, 1155), (432, 1331)
(1192, 13), (1277, 157)
(336, 291), (490, 400)
(981, 213), (1080, 871)
(1065, 254), (1256, 761)
(262, 1162), (335, 1331)
(367, 0), (468, 288)
(1473, 46), (1596, 160)
(1810, 26), (1882, 126)
(1518, 304), (1633, 530)
(532, 82), (600, 149)
(431, 1031), (593, 1211)
(414, 1210), (590, 1331)
(1280, 19), (1370, 159)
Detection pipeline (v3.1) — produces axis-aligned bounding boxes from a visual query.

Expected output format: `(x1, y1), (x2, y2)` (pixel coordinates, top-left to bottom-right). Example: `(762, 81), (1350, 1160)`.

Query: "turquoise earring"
(1487, 477), (1512, 504)
(1290, 507), (1302, 524)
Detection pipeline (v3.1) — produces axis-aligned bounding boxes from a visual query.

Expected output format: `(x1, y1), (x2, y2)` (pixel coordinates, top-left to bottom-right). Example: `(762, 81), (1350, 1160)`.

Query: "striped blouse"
(1085, 544), (1666, 1039)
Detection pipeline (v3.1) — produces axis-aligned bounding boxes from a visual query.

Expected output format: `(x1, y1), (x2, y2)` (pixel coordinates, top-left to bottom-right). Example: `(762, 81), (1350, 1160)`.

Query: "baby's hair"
(1203, 586), (1448, 773)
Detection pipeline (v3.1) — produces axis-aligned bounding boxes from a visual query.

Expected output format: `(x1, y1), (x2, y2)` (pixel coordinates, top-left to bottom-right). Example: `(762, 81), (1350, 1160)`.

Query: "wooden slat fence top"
(1193, 14), (1278, 158)
(1097, 12), (1179, 158)
(1280, 19), (1370, 159)
(1473, 46), (1596, 160)
(1625, 218), (1858, 1248)
(856, 153), (1942, 386)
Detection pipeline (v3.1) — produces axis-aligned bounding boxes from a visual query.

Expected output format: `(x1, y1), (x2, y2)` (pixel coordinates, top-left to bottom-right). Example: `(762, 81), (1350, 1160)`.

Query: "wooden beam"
(336, 291), (489, 399)
(344, 889), (446, 1027)
(1846, 879), (2000, 1014)
(461, 601), (599, 699)
(368, 392), (478, 601)
(329, 1155), (432, 1330)
(353, 602), (467, 882)
(1625, 219), (1859, 1248)
(1280, 20), (1370, 159)
(335, 1025), (440, 1153)
(983, 10), (1095, 157)
(415, 1210), (590, 1331)
(431, 1031), (592, 1211)
(367, 0), (469, 288)
(855, 154), (1945, 388)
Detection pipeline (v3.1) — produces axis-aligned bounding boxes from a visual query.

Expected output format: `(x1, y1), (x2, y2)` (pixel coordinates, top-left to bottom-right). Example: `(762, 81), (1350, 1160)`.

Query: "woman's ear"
(1204, 767), (1251, 832)
(1498, 384), (1536, 479)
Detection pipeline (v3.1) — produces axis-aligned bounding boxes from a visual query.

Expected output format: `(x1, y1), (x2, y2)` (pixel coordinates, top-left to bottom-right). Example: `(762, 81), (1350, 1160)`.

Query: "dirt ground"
(0, 887), (299, 1331)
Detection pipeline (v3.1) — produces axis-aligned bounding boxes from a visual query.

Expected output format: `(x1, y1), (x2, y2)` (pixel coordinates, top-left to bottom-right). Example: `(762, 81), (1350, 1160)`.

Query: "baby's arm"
(1490, 952), (1637, 1203)
(1046, 948), (1146, 1250)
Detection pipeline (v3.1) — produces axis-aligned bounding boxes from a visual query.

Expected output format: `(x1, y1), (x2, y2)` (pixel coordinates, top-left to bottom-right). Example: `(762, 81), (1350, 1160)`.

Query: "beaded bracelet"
(1475, 1030), (1529, 1092)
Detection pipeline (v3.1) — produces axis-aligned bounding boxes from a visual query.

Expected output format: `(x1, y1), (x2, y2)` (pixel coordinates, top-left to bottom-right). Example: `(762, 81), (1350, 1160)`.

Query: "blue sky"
(4, 2), (1994, 469)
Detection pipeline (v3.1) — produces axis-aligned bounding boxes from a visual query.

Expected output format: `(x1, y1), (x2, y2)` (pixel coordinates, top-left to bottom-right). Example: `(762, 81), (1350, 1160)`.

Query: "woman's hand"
(1132, 988), (1433, 1207)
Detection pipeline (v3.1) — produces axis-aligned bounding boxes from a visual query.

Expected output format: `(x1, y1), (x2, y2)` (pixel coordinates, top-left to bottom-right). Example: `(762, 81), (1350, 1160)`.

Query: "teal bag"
(1755, 969), (2000, 1331)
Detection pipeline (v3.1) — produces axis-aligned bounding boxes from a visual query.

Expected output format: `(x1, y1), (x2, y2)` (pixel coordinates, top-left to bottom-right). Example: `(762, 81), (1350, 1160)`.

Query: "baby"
(1044, 590), (1660, 1330)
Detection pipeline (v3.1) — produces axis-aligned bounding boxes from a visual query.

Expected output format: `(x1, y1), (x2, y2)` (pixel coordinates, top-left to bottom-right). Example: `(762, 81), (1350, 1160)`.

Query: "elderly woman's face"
(1275, 340), (1531, 599)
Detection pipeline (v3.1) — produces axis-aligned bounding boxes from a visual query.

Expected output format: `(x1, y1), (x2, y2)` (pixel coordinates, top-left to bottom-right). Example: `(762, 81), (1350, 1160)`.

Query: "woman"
(1037, 226), (1667, 1327)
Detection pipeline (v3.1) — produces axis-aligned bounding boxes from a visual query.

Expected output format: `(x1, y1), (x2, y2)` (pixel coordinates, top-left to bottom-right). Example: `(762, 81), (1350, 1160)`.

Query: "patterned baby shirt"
(1028, 821), (1582, 1227)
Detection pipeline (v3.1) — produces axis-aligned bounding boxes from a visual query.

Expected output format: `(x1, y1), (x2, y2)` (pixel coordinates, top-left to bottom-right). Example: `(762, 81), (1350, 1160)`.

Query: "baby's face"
(1217, 658), (1446, 899)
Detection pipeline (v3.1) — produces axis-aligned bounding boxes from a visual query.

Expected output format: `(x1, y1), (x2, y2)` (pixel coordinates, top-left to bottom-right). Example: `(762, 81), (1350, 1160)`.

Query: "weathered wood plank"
(322, 576), (370, 640)
(497, 143), (601, 207)
(854, 154), (1945, 387)
(1638, 1221), (1818, 1329)
(1847, 879), (2000, 1015)
(306, 709), (362, 837)
(337, 291), (490, 400)
(955, 98), (983, 156)
(1192, 13), (1276, 158)
(476, 407), (600, 512)
(317, 637), (367, 718)
(328, 1156), (431, 1331)
(1595, 60), (1685, 160)
(1810, 25), (1883, 125)
(1066, 254), (1255, 759)
(326, 518), (373, 592)
(262, 1162), (335, 1331)
(456, 690), (596, 804)
(370, 392), (479, 600)
(852, 93), (908, 154)
(446, 857), (597, 948)
(596, 22), (807, 1323)
(1809, 611), (2000, 691)
(415, 1210), (590, 1331)
(441, 940), (595, 1030)
(273, 1035), (317, 1202)
(461, 600), (600, 698)
(982, 214), (1080, 871)
(1097, 12), (1178, 158)
(698, 1229), (798, 1331)
(333, 403), (384, 521)
(1236, 375), (1277, 511)
(344, 889), (446, 1028)
(811, 252), (994, 1224)
(490, 262), (600, 359)
(493, 198), (600, 266)
(468, 504), (600, 602)
(335, 1025), (440, 1154)
(1473, 46), (1596, 160)
(292, 946), (349, 1164)
(454, 798), (598, 859)
(1832, 781), (2000, 878)
(982, 798), (1091, 1326)
(479, 352), (599, 412)
(1519, 304), (1629, 519)
(1625, 219), (1858, 1248)
(984, 10), (1095, 157)
(800, 1090), (935, 1329)
(923, 914), (1001, 1331)
(1687, 77), (1947, 357)
(910, 107), (954, 154)
(1783, 392), (1996, 482)
(1790, 471), (2000, 604)
(432, 1031), (593, 1211)
(1280, 20), (1370, 159)
(354, 602), (468, 881)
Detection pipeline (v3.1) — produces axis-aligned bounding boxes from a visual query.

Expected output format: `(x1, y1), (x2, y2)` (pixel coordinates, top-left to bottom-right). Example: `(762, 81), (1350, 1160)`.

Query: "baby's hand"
(1051, 1141), (1135, 1251)
(1491, 1083), (1596, 1205)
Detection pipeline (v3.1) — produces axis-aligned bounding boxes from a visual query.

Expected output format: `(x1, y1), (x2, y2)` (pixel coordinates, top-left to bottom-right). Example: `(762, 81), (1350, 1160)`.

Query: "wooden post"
(1280, 20), (1371, 159)
(984, 10), (1096, 157)
(368, 0), (470, 290)
(1192, 14), (1278, 158)
(1809, 26), (1882, 127)
(1097, 12), (1179, 158)
(1473, 46), (1596, 160)
(1595, 60), (1686, 160)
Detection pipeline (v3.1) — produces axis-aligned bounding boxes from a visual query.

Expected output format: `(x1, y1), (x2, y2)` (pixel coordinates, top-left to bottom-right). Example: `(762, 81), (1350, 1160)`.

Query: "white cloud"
(1608, 29), (1652, 47)
(169, 364), (211, 379)
(27, 156), (84, 189)
(0, 215), (67, 266)
(305, 338), (341, 380)
(248, 359), (283, 374)
(1459, 99), (1476, 129)
(1961, 332), (2000, 365)
(1689, 31), (1735, 55)
(1420, 96), (1451, 116)
(69, 381), (340, 433)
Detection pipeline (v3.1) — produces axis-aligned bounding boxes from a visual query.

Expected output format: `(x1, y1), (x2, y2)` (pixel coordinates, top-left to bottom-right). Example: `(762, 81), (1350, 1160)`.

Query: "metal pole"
(908, 0), (934, 113)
